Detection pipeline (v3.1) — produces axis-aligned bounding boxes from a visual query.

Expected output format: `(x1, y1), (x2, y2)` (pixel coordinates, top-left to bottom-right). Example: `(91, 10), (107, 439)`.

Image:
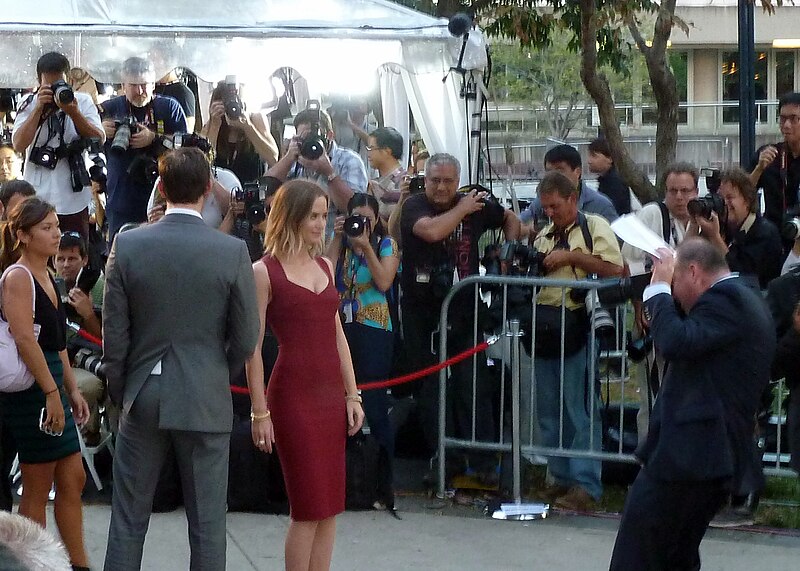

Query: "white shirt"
(13, 91), (104, 215)
(148, 167), (241, 228)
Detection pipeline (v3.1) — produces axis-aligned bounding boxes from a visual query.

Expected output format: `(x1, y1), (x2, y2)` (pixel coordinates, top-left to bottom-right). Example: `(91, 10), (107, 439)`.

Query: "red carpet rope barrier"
(229, 336), (498, 396)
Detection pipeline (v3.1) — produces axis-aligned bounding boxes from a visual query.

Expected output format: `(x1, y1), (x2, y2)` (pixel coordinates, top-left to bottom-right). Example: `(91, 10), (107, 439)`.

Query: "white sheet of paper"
(611, 214), (674, 259)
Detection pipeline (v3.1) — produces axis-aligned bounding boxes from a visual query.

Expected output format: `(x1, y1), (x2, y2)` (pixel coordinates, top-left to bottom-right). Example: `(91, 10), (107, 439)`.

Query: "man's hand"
(757, 145), (778, 171)
(209, 101), (225, 123)
(298, 147), (334, 177)
(56, 95), (80, 118)
(129, 124), (156, 149)
(542, 249), (573, 272)
(650, 247), (676, 285)
(102, 118), (117, 140)
(456, 190), (486, 216)
(34, 85), (55, 113)
(693, 211), (721, 239)
(68, 287), (95, 320)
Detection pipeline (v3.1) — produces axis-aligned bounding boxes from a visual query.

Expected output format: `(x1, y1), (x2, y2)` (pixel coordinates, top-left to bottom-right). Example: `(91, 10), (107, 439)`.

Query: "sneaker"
(554, 486), (598, 512)
(709, 506), (755, 528)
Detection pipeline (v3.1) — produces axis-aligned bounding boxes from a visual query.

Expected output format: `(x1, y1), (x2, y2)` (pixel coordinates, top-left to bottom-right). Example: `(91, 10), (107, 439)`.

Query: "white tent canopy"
(0, 0), (488, 183)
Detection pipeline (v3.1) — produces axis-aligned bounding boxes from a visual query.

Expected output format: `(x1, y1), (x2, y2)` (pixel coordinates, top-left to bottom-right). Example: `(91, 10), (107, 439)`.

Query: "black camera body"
(687, 191), (725, 221)
(50, 79), (74, 106)
(299, 99), (325, 161)
(174, 132), (212, 154)
(29, 145), (59, 169)
(409, 173), (426, 194)
(74, 348), (106, 382)
(701, 167), (721, 194)
(223, 82), (244, 119)
(234, 182), (267, 226)
(343, 215), (370, 237)
(87, 138), (107, 184)
(499, 240), (547, 277)
(627, 333), (654, 363)
(781, 205), (800, 241)
(111, 116), (139, 154)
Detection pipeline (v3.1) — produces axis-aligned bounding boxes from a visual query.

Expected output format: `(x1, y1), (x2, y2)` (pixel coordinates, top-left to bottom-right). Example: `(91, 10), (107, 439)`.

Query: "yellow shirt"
(532, 213), (623, 310)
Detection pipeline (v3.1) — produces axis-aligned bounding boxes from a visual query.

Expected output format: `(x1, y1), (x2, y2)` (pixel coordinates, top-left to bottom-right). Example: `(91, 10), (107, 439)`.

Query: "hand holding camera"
(297, 145), (332, 176)
(456, 189), (487, 216)
(542, 249), (574, 272)
(129, 123), (156, 150)
(209, 100), (226, 123)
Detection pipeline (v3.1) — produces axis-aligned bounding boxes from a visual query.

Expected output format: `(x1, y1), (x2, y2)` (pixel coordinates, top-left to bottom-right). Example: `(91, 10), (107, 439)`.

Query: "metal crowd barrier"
(434, 274), (795, 500)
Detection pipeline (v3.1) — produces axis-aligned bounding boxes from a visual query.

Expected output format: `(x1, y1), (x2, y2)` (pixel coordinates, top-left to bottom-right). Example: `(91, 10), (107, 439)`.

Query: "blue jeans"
(534, 344), (603, 499)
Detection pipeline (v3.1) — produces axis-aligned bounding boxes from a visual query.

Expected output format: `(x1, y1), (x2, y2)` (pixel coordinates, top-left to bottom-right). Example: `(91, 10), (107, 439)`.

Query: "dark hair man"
(529, 170), (623, 511)
(0, 142), (22, 184)
(366, 126), (406, 222)
(399, 153), (520, 477)
(521, 144), (618, 239)
(689, 167), (782, 289)
(749, 91), (800, 228)
(102, 147), (259, 570)
(587, 138), (632, 215)
(12, 52), (105, 238)
(267, 106), (367, 236)
(0, 180), (35, 220)
(610, 238), (775, 570)
(100, 56), (187, 248)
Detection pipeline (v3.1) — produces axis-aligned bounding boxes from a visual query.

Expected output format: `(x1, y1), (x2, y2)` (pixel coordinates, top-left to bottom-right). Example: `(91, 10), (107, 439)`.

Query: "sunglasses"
(61, 231), (82, 239)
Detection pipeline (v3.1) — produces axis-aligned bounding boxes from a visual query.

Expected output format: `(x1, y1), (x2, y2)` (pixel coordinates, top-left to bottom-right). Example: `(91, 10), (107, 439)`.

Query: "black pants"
(401, 302), (496, 464)
(609, 468), (727, 571)
(0, 410), (16, 511)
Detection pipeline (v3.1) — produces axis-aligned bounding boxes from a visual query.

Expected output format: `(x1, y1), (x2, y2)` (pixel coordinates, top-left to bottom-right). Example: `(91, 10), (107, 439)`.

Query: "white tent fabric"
(0, 0), (488, 184)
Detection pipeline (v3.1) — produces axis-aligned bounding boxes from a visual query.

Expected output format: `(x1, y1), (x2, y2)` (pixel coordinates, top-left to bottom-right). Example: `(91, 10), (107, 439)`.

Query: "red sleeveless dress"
(262, 255), (346, 521)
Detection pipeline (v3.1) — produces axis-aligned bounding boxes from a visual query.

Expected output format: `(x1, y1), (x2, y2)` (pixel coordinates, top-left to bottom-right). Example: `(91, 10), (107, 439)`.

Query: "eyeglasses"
(778, 114), (800, 126)
(665, 187), (696, 196)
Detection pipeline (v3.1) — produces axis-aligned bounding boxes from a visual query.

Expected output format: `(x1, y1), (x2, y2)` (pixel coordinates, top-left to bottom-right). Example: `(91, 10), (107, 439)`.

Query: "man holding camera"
(400, 153), (520, 476)
(609, 238), (775, 570)
(366, 126), (406, 223)
(531, 171), (623, 512)
(100, 57), (187, 247)
(267, 106), (367, 234)
(749, 91), (800, 229)
(12, 52), (105, 238)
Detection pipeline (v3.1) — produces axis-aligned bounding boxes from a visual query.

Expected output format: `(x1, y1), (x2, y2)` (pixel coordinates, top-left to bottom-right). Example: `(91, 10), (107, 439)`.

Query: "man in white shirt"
(13, 52), (105, 238)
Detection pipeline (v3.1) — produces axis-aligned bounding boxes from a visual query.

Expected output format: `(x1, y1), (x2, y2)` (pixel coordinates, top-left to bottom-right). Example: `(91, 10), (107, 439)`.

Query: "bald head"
(675, 237), (729, 275)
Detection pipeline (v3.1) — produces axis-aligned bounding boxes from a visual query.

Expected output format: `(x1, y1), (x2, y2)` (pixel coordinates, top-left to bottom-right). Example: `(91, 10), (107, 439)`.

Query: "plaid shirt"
(288, 141), (368, 235)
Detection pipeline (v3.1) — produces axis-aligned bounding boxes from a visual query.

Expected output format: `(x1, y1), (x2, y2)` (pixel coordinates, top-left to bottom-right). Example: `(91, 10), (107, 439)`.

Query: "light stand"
(442, 12), (477, 184)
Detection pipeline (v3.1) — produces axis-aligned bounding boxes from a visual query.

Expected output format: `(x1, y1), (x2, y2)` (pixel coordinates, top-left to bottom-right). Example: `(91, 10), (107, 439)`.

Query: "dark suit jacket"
(766, 266), (800, 338)
(637, 277), (775, 488)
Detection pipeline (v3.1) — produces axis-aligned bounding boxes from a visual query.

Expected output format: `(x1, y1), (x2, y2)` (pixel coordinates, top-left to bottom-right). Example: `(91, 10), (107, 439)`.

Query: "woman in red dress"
(246, 180), (364, 571)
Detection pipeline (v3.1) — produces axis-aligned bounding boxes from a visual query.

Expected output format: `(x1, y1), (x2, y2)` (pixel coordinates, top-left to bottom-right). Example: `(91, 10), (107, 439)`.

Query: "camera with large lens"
(0, 89), (16, 113)
(65, 140), (90, 192)
(87, 139), (107, 183)
(50, 79), (74, 106)
(687, 191), (725, 221)
(74, 348), (106, 382)
(627, 333), (653, 363)
(127, 153), (158, 187)
(430, 264), (455, 301)
(234, 182), (267, 226)
(781, 205), (800, 241)
(409, 173), (426, 194)
(299, 99), (325, 160)
(343, 215), (370, 237)
(111, 116), (138, 154)
(29, 145), (59, 169)
(173, 132), (212, 154)
(500, 240), (547, 277)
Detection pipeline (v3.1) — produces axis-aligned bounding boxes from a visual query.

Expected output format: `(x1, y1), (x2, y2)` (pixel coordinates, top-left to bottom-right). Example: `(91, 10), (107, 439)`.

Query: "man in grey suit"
(102, 147), (259, 571)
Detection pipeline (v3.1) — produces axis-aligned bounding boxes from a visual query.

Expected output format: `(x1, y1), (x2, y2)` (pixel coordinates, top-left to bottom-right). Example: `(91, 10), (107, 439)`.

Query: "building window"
(642, 52), (688, 125)
(721, 51), (768, 123)
(776, 50), (795, 99)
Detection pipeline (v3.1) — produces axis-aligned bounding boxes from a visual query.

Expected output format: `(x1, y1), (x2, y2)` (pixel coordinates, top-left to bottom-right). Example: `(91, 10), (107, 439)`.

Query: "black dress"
(2, 275), (79, 463)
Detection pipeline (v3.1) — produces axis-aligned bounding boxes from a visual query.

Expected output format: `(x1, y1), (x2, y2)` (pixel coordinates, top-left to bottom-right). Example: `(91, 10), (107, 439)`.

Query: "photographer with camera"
(688, 167), (782, 290)
(749, 92), (800, 230)
(366, 127), (406, 223)
(12, 52), (105, 239)
(99, 57), (187, 247)
(326, 193), (400, 508)
(530, 171), (623, 512)
(267, 105), (367, 236)
(400, 153), (519, 479)
(201, 79), (278, 183)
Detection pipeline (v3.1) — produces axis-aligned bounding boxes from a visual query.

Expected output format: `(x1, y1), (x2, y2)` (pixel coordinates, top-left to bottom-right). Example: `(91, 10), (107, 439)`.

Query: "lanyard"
(345, 249), (363, 301)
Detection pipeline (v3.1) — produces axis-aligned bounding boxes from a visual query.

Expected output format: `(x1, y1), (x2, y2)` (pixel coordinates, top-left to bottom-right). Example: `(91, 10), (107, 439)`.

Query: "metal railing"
(433, 273), (795, 501)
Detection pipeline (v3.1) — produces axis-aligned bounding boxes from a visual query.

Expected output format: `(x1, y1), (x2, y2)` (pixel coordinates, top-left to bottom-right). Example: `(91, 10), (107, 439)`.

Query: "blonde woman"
(246, 180), (364, 571)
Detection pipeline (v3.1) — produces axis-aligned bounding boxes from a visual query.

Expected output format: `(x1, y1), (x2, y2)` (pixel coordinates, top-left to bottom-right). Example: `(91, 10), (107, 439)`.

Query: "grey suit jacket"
(102, 213), (259, 433)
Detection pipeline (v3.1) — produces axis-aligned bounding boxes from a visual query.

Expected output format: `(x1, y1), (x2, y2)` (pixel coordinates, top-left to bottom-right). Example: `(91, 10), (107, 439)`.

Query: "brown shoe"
(535, 484), (571, 504)
(554, 486), (598, 512)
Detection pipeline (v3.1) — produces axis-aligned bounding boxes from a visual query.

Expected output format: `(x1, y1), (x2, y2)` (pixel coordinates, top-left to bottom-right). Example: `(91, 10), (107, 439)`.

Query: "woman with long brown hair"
(0, 197), (90, 570)
(246, 180), (364, 571)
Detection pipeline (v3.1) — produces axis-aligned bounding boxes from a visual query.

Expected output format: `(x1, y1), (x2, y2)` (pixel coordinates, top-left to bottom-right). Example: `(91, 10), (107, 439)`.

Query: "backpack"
(0, 264), (39, 393)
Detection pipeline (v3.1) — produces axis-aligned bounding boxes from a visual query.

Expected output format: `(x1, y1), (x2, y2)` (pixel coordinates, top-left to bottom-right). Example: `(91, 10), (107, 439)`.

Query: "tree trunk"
(578, 0), (657, 203)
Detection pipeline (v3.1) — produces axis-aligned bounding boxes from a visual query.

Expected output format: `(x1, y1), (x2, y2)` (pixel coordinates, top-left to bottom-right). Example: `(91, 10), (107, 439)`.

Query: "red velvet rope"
(229, 339), (492, 396)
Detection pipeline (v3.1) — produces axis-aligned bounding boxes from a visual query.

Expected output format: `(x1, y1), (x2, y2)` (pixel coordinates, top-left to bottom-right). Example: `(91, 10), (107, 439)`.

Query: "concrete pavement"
(65, 497), (800, 570)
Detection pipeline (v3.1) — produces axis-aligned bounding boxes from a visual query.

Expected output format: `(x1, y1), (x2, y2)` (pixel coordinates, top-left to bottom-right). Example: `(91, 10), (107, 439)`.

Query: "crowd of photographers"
(0, 49), (798, 529)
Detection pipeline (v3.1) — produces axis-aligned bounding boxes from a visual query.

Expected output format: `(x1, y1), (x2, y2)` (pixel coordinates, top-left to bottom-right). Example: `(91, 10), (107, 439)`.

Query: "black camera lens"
(51, 80), (74, 105)
(89, 157), (107, 183)
(343, 215), (369, 237)
(300, 136), (325, 160)
(225, 96), (243, 119)
(111, 119), (135, 154)
(409, 174), (426, 194)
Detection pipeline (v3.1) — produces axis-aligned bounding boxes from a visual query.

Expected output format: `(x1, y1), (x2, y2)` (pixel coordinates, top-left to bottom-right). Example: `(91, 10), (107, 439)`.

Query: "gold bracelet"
(250, 410), (271, 422)
(345, 394), (363, 404)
